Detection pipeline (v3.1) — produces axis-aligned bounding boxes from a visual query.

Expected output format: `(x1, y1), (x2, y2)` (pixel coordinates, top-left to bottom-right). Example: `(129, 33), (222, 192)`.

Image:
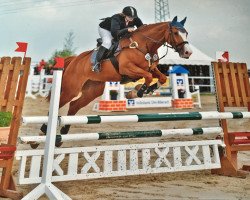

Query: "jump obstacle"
(14, 62), (250, 199)
(0, 57), (30, 199)
(1, 59), (250, 199)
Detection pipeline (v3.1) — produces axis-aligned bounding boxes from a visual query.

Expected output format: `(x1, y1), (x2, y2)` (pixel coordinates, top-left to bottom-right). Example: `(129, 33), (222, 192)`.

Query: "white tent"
(158, 44), (214, 66)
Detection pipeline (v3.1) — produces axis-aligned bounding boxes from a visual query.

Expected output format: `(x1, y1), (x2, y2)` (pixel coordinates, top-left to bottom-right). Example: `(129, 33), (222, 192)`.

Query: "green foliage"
(48, 31), (77, 65)
(0, 112), (12, 127)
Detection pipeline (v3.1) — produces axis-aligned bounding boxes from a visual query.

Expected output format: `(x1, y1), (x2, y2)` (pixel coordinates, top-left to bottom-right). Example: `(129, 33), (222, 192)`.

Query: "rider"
(92, 6), (143, 72)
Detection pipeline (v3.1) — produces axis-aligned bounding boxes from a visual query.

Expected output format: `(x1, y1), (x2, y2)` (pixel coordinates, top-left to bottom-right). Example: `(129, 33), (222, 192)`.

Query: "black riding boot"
(92, 46), (108, 72)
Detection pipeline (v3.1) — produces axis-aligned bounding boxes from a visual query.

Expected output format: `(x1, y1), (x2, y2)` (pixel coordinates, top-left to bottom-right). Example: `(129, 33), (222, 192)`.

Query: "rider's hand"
(128, 27), (135, 32)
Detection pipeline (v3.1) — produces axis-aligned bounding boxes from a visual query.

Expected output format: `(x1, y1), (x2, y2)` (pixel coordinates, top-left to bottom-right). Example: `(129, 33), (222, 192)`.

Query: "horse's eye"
(174, 32), (179, 35)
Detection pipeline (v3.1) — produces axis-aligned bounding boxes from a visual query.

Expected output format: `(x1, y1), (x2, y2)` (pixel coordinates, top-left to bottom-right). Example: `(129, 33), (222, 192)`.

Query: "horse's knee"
(145, 73), (153, 85)
(159, 75), (167, 84)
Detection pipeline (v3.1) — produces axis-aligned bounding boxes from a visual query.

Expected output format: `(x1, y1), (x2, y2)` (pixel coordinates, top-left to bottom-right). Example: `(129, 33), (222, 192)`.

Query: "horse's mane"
(134, 22), (168, 33)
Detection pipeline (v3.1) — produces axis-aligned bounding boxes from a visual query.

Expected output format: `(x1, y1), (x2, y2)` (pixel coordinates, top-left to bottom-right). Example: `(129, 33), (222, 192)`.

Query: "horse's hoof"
(40, 124), (47, 135)
(30, 142), (39, 149)
(126, 90), (138, 99)
(60, 128), (68, 135)
(60, 125), (70, 135)
(137, 90), (144, 98)
(134, 84), (143, 91)
(55, 142), (63, 147)
(39, 131), (46, 136)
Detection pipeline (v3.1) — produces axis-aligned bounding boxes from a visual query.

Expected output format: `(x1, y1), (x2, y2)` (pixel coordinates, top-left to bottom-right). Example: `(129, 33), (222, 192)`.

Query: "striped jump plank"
(19, 127), (223, 144)
(22, 111), (250, 125)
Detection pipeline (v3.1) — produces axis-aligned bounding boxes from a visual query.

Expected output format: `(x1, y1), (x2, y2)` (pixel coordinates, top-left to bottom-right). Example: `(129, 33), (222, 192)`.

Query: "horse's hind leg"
(60, 80), (105, 135)
(39, 77), (87, 139)
(39, 90), (77, 136)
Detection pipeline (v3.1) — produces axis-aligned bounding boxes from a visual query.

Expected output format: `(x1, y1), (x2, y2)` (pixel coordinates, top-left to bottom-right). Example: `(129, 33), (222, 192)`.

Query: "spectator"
(37, 59), (47, 74)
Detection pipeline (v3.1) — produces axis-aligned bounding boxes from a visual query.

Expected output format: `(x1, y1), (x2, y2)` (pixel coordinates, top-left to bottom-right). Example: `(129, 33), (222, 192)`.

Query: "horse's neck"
(123, 22), (170, 54)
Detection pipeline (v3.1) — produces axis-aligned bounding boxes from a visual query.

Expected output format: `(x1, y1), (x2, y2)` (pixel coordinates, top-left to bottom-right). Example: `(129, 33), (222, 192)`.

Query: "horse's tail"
(63, 56), (77, 75)
(46, 56), (76, 101)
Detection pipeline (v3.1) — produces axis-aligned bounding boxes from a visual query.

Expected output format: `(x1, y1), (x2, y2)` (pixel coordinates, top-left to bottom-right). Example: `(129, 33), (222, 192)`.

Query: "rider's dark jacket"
(99, 14), (143, 41)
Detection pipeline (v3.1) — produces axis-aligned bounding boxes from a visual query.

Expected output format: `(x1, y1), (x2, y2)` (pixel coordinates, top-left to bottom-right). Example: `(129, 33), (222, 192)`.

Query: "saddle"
(96, 38), (119, 58)
(91, 38), (119, 71)
(92, 38), (136, 83)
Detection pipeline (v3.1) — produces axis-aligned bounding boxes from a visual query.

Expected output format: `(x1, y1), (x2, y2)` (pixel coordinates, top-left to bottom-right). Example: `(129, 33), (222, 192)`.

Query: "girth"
(109, 56), (132, 84)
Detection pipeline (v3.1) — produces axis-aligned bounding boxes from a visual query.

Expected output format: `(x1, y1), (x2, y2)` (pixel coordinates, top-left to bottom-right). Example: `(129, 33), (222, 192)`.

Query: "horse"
(39, 16), (193, 145)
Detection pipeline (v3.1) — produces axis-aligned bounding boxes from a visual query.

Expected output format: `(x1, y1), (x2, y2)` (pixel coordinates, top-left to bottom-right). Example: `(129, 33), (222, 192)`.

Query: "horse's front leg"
(125, 63), (153, 98)
(146, 67), (167, 94)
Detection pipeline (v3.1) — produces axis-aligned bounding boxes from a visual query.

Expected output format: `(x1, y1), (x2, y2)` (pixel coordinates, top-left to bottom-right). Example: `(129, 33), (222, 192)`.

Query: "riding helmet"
(122, 6), (138, 18)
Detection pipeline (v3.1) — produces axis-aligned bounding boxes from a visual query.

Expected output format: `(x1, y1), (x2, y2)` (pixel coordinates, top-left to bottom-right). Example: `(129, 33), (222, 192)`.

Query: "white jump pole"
(19, 127), (223, 144)
(22, 111), (250, 125)
(22, 58), (71, 200)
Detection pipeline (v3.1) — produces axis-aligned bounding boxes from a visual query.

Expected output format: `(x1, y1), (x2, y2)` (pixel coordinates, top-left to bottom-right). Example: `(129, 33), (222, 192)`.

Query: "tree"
(63, 31), (76, 53)
(48, 31), (76, 65)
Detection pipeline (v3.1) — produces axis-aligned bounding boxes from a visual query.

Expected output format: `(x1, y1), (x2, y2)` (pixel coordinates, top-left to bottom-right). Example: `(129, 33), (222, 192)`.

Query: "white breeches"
(98, 26), (113, 49)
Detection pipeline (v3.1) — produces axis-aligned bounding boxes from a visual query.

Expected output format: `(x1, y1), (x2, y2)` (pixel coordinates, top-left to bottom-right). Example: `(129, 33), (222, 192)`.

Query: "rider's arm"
(117, 28), (130, 38)
(134, 17), (143, 28)
(111, 16), (123, 40)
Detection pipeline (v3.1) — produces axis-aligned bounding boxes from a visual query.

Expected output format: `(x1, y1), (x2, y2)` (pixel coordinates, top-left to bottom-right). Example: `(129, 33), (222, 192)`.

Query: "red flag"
(15, 42), (28, 53)
(54, 57), (64, 69)
(222, 51), (229, 62)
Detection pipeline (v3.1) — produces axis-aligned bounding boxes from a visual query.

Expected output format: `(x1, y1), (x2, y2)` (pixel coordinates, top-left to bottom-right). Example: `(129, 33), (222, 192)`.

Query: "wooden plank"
(0, 57), (11, 110)
(231, 145), (250, 152)
(242, 63), (250, 103)
(0, 160), (8, 168)
(221, 62), (232, 106)
(8, 57), (31, 145)
(237, 63), (248, 106)
(0, 61), (15, 71)
(0, 100), (22, 107)
(6, 58), (22, 112)
(229, 63), (240, 106)
(0, 57), (31, 198)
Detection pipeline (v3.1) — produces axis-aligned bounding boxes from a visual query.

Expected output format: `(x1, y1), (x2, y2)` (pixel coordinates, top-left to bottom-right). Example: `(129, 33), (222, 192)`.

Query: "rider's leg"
(92, 27), (112, 72)
(92, 46), (108, 72)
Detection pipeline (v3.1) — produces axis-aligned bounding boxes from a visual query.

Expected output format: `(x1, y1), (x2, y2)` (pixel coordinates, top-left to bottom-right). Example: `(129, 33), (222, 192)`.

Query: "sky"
(0, 0), (250, 66)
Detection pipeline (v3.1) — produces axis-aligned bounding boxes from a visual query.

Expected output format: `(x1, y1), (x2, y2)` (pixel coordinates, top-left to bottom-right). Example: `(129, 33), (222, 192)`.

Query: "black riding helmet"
(122, 6), (138, 18)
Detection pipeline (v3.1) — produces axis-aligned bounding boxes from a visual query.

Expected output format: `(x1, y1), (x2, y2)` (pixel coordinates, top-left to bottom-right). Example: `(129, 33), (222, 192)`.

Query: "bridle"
(128, 23), (189, 61)
(167, 24), (189, 53)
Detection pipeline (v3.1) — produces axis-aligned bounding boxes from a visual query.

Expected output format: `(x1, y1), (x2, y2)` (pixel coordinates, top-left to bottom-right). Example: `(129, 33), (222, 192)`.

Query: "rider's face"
(125, 16), (134, 22)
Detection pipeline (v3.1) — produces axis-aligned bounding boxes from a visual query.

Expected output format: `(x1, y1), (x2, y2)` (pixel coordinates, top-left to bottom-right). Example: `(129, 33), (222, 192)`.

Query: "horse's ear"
(172, 16), (178, 23)
(180, 17), (187, 26)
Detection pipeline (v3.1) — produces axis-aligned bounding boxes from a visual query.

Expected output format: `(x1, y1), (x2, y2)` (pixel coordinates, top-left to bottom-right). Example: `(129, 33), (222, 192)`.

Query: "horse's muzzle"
(181, 45), (192, 59)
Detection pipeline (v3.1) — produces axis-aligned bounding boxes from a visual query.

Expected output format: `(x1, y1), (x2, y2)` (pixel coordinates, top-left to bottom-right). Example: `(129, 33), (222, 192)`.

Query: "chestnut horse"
(40, 16), (192, 141)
